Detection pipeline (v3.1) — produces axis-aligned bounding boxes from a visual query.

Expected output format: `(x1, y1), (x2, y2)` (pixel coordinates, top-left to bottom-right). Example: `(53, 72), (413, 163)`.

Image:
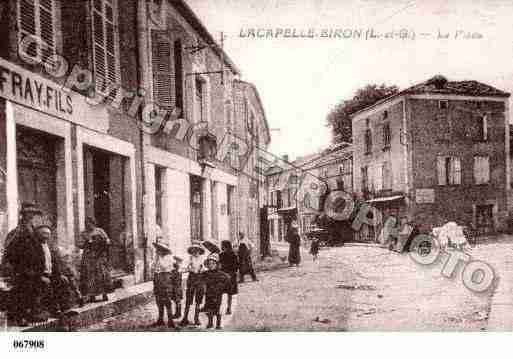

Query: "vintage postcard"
(0, 0), (512, 355)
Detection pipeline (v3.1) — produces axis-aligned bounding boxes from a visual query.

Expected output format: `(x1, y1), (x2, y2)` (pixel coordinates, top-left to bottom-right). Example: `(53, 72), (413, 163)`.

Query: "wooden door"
(16, 126), (57, 230)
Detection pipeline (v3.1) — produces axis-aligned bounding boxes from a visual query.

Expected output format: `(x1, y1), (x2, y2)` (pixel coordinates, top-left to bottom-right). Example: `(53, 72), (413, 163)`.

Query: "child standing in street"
(203, 253), (230, 329)
(219, 240), (238, 315)
(152, 241), (177, 329)
(180, 244), (205, 327)
(171, 256), (183, 319)
(310, 237), (320, 261)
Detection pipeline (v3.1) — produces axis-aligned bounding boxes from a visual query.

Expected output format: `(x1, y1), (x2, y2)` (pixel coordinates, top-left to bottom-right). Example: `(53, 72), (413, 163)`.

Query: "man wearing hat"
(180, 242), (206, 326)
(2, 202), (43, 325)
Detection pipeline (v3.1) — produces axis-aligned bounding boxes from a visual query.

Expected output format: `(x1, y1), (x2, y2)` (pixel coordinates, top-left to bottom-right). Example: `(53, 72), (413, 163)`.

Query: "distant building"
(266, 143), (352, 244)
(351, 75), (511, 240)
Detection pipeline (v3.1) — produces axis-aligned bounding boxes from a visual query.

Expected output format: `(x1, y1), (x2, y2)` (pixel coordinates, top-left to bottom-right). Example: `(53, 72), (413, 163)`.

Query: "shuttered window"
(151, 30), (173, 108)
(474, 156), (490, 184)
(437, 156), (461, 185)
(382, 161), (392, 190)
(91, 0), (120, 98)
(18, 0), (56, 65)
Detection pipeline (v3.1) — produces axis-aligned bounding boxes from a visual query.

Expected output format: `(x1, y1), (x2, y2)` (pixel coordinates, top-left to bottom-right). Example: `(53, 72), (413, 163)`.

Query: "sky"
(187, 0), (513, 161)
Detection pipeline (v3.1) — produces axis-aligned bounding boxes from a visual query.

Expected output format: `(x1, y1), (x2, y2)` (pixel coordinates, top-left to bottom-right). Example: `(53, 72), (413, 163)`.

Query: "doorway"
(16, 126), (57, 230)
(476, 204), (494, 235)
(190, 175), (203, 242)
(83, 145), (129, 273)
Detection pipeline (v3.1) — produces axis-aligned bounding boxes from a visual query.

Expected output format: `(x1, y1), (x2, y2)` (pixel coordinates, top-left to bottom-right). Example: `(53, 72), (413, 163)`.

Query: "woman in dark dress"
(237, 232), (257, 282)
(219, 240), (238, 315)
(78, 217), (112, 303)
(286, 224), (301, 266)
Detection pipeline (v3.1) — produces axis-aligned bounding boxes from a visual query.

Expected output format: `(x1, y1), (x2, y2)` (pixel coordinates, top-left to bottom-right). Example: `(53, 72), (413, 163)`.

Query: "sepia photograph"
(0, 0), (513, 356)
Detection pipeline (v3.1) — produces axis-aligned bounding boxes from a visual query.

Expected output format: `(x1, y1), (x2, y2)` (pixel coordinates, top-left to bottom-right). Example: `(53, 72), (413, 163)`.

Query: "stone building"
(351, 75), (511, 240)
(231, 80), (270, 250)
(266, 143), (353, 244)
(0, 0), (269, 289)
(0, 0), (145, 284)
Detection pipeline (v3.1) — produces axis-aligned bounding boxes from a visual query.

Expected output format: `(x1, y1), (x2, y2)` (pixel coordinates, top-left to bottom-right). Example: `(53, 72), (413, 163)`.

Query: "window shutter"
(151, 30), (172, 108)
(19, 0), (37, 58)
(483, 115), (488, 141)
(18, 0), (56, 63)
(39, 0), (55, 64)
(452, 157), (461, 184)
(92, 0), (119, 99)
(375, 165), (383, 191)
(437, 156), (446, 185)
(483, 156), (490, 183)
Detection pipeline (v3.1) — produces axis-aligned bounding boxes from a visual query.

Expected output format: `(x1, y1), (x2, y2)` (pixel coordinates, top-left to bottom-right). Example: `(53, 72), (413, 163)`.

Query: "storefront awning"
(366, 195), (404, 204)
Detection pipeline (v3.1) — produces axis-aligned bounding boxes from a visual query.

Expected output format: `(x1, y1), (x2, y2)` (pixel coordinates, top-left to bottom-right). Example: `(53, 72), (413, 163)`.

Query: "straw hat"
(153, 241), (172, 253)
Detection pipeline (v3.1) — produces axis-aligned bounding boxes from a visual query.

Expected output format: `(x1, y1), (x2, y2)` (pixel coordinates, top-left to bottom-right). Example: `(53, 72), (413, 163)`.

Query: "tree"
(327, 84), (399, 143)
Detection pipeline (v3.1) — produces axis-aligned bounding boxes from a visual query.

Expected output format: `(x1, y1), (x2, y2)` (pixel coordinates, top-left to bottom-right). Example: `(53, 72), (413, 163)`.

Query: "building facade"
(352, 75), (511, 240)
(266, 144), (353, 244)
(0, 0), (269, 288)
(0, 0), (145, 284)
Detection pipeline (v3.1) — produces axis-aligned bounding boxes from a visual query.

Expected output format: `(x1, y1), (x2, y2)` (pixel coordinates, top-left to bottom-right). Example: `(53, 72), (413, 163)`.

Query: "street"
(82, 238), (513, 331)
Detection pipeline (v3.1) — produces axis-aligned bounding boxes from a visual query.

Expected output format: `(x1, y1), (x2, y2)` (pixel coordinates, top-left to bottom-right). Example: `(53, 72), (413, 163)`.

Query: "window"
(151, 30), (172, 107)
(174, 39), (184, 112)
(383, 110), (388, 119)
(269, 219), (274, 239)
(437, 156), (461, 185)
(195, 77), (206, 123)
(18, 0), (56, 66)
(339, 159), (352, 192)
(382, 162), (392, 190)
(374, 165), (383, 191)
(439, 100), (448, 110)
(476, 114), (488, 141)
(361, 166), (369, 192)
(474, 156), (490, 184)
(383, 123), (391, 150)
(92, 0), (120, 98)
(154, 166), (164, 227)
(271, 190), (282, 207)
(364, 129), (372, 154)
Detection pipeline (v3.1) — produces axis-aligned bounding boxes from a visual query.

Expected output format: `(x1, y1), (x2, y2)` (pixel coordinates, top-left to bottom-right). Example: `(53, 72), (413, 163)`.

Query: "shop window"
(91, 0), (120, 99)
(18, 0), (56, 66)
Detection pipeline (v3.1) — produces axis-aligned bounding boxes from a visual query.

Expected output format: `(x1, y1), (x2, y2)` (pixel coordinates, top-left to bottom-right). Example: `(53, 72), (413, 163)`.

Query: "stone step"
(6, 281), (154, 332)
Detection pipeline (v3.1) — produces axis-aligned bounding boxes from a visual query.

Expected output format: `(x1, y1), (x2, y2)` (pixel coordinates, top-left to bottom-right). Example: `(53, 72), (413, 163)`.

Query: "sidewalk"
(3, 281), (154, 332)
(4, 252), (289, 332)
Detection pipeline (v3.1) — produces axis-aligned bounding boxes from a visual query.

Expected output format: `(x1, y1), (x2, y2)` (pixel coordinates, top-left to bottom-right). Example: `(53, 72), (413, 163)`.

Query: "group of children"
(152, 239), (238, 330)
